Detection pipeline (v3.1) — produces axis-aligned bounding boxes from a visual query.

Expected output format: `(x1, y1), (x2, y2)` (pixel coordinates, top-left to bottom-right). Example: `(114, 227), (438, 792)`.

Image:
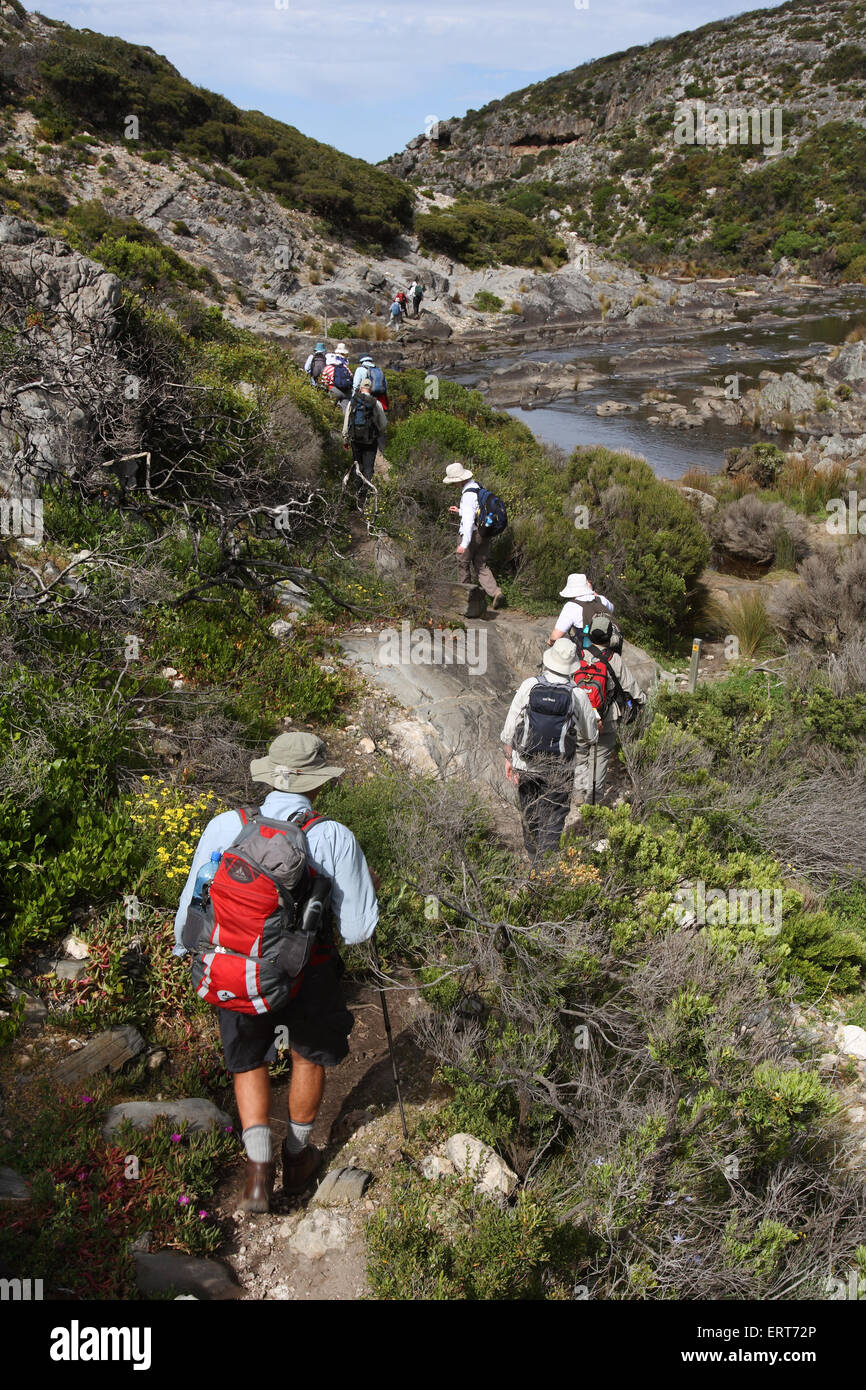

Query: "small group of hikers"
(389, 280), (424, 328)
(303, 341), (389, 502)
(501, 572), (646, 858)
(172, 527), (643, 1214)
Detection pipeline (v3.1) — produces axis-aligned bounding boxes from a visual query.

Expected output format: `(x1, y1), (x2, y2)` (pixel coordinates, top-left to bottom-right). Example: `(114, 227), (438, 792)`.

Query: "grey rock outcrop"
(102, 1098), (231, 1138)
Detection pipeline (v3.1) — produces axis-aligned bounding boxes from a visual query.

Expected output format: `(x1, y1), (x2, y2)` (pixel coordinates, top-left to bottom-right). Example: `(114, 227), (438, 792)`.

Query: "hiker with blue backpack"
(321, 342), (353, 402)
(174, 732), (379, 1215)
(352, 354), (389, 411)
(442, 461), (506, 609)
(501, 637), (600, 858)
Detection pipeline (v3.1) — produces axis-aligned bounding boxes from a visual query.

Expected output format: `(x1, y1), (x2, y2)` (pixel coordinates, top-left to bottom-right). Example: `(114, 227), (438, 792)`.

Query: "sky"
(35, 1), (786, 161)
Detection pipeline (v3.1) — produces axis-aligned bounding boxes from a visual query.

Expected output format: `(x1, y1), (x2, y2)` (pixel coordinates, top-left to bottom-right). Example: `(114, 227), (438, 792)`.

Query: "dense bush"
(709, 495), (809, 566)
(415, 201), (568, 270)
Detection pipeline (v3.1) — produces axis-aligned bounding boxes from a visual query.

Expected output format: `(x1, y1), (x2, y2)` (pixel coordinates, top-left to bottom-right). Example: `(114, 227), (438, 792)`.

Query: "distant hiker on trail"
(304, 341), (327, 386)
(389, 297), (404, 330)
(343, 379), (387, 503)
(443, 461), (506, 609)
(408, 280), (424, 317)
(501, 638), (599, 859)
(571, 612), (646, 811)
(548, 573), (615, 646)
(395, 290), (409, 318)
(321, 342), (353, 402)
(174, 732), (379, 1215)
(352, 354), (389, 410)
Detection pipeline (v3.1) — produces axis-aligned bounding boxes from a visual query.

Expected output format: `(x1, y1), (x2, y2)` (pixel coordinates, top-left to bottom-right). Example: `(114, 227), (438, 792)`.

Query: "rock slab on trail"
(288, 1208), (352, 1259)
(133, 1251), (240, 1300)
(102, 1098), (232, 1139)
(54, 1025), (146, 1083)
(311, 1166), (373, 1206)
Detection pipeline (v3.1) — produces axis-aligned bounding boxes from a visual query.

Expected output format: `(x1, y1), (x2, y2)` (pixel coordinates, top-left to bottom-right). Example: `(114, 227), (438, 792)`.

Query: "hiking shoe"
(240, 1159), (276, 1214)
(281, 1141), (323, 1195)
(491, 593), (505, 610)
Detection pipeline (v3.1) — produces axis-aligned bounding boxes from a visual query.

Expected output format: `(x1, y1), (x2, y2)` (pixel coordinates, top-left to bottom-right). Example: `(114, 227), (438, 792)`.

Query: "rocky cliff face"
(386, 0), (866, 195)
(0, 216), (125, 474)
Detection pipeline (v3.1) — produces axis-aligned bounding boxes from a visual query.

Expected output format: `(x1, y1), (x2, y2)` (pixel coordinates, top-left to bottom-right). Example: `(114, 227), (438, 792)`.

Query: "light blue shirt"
(173, 792), (378, 955)
(352, 365), (370, 391)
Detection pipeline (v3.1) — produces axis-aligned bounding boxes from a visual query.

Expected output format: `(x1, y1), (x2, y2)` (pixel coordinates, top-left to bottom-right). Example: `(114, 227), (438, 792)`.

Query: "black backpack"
(469, 484), (508, 537)
(348, 392), (380, 448)
(519, 677), (577, 760)
(309, 351), (326, 383)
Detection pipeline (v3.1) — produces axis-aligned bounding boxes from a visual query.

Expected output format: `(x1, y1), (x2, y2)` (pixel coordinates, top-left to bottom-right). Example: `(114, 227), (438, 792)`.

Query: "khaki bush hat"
(542, 637), (581, 677)
(442, 462), (474, 484)
(249, 732), (344, 792)
(559, 572), (595, 600)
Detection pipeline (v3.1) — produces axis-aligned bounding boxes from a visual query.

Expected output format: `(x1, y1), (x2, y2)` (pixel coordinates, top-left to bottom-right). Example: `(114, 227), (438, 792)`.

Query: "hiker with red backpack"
(174, 732), (379, 1214)
(443, 461), (506, 609)
(570, 610), (646, 809)
(342, 378), (387, 503)
(501, 637), (599, 858)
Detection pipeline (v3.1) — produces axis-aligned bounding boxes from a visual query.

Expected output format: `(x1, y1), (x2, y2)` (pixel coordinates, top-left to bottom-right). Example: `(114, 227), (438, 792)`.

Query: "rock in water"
(102, 1098), (231, 1139)
(288, 1208), (351, 1258)
(445, 1133), (518, 1196)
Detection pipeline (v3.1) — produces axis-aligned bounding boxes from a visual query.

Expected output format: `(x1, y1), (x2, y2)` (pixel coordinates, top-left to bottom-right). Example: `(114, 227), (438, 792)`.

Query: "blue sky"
(37, 1), (785, 161)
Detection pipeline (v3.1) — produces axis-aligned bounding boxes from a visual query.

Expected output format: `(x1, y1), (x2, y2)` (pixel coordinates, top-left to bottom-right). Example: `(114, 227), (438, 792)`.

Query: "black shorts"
(218, 955), (354, 1073)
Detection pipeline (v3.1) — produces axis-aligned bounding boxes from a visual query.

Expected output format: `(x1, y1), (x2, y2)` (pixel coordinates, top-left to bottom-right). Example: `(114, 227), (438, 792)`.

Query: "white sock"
(284, 1120), (313, 1155)
(242, 1125), (272, 1164)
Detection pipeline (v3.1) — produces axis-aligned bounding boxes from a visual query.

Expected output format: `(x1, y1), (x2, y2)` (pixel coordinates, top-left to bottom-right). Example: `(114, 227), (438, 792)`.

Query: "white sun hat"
(334, 341), (349, 356)
(442, 462), (474, 484)
(542, 637), (581, 677)
(559, 572), (596, 600)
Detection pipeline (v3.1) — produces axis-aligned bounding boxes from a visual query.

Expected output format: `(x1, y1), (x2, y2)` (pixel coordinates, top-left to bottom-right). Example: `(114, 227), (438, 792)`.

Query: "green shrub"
(472, 290), (504, 312)
(415, 201), (568, 269)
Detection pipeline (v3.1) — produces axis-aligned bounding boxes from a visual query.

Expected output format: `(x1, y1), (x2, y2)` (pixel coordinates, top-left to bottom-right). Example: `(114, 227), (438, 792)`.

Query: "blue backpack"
(333, 362), (353, 393)
(470, 484), (508, 537)
(368, 365), (387, 396)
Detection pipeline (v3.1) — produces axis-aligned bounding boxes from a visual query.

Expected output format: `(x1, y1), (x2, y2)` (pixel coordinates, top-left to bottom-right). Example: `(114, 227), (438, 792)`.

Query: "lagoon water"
(446, 289), (866, 480)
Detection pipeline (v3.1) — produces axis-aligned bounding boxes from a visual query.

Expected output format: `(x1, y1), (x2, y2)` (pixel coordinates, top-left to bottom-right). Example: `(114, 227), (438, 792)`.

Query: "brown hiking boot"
(491, 592), (505, 610)
(241, 1159), (276, 1214)
(281, 1140), (323, 1195)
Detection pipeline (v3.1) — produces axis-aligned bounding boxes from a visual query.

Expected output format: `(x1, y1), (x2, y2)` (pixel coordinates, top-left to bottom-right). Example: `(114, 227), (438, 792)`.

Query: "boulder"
(826, 341), (866, 384)
(102, 1098), (231, 1139)
(753, 372), (820, 419)
(288, 1208), (351, 1258)
(133, 1251), (240, 1300)
(421, 1154), (456, 1181)
(420, 580), (486, 620)
(0, 1166), (30, 1206)
(444, 1132), (518, 1197)
(61, 934), (89, 960)
(837, 1025), (866, 1060)
(53, 958), (90, 982)
(4, 984), (47, 1031)
(679, 486), (718, 517)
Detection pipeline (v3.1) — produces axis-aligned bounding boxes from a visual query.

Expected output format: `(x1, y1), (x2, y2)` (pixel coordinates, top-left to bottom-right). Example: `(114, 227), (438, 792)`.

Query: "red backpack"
(184, 809), (332, 1015)
(574, 659), (609, 715)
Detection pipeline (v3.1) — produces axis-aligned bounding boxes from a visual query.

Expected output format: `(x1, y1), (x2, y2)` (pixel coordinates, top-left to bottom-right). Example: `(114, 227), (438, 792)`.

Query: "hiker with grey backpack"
(569, 610), (646, 810)
(342, 379), (387, 505)
(174, 732), (380, 1215)
(501, 638), (600, 859)
(443, 461), (507, 609)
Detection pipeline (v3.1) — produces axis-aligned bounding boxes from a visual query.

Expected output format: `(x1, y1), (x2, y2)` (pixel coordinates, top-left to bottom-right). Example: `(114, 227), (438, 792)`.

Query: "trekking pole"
(590, 744), (598, 807)
(371, 936), (408, 1141)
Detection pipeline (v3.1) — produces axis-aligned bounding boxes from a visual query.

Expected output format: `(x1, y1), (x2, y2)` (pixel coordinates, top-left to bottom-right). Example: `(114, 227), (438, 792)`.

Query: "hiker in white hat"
(500, 638), (599, 859)
(322, 343), (353, 402)
(548, 573), (614, 646)
(443, 461), (504, 609)
(173, 731), (379, 1214)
